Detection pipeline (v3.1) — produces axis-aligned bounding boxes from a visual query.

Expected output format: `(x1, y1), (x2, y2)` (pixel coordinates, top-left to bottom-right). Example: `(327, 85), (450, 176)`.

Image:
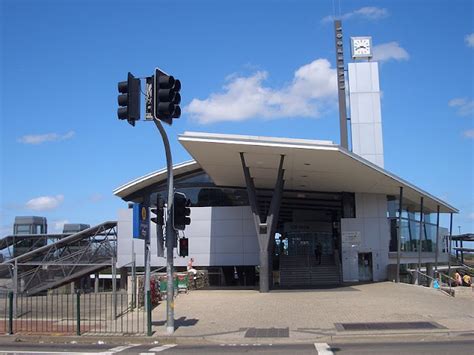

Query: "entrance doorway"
(286, 231), (333, 257)
(358, 252), (373, 281)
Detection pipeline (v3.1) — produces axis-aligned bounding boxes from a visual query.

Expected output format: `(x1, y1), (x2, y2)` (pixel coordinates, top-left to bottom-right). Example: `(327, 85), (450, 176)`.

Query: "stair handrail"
(410, 269), (453, 297)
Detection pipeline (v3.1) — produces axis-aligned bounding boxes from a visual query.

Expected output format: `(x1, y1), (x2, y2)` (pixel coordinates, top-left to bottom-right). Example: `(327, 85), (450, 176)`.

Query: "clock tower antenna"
(334, 19), (349, 149)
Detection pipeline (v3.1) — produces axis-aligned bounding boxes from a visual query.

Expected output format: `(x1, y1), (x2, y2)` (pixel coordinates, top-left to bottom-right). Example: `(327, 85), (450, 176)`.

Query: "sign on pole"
(133, 203), (150, 240)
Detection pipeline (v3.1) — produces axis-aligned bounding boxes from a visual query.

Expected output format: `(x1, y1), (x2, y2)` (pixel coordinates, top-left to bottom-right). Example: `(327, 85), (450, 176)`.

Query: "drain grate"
(244, 327), (289, 338)
(336, 321), (443, 331)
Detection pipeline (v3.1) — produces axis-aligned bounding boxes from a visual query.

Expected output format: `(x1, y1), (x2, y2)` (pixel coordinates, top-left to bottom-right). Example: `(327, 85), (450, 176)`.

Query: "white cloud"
(449, 98), (474, 116)
(322, 6), (388, 24)
(18, 131), (75, 144)
(186, 59), (337, 124)
(465, 33), (474, 48)
(463, 129), (474, 139)
(372, 42), (409, 62)
(25, 195), (64, 211)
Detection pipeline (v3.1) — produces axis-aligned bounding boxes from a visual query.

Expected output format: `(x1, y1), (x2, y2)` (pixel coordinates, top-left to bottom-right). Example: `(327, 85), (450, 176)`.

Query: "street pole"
(153, 118), (175, 334)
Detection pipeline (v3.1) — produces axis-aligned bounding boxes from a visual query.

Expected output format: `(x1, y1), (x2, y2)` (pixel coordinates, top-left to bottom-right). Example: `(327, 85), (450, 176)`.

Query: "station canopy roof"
(177, 132), (457, 214)
(114, 131), (457, 214)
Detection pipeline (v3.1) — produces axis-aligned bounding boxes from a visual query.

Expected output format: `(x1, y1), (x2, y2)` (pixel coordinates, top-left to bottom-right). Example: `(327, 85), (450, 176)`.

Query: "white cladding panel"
(341, 193), (390, 282)
(117, 206), (258, 268)
(348, 62), (384, 168)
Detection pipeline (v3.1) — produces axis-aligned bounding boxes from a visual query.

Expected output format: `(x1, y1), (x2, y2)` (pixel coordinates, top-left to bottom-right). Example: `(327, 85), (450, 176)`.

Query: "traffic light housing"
(117, 72), (141, 126)
(150, 196), (164, 225)
(173, 192), (191, 231)
(153, 68), (181, 125)
(179, 237), (189, 257)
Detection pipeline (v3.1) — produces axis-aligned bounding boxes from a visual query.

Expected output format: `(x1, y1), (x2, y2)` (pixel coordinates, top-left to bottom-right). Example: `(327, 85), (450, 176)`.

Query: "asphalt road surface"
(0, 340), (473, 354)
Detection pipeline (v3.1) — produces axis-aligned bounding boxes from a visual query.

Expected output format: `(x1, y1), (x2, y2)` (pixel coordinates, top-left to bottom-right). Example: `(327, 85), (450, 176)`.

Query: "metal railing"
(0, 291), (150, 336)
(408, 269), (454, 297)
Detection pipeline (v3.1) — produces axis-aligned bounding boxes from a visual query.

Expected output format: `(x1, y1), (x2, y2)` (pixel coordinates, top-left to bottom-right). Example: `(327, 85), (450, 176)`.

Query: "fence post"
(147, 290), (152, 336)
(76, 292), (81, 336)
(8, 292), (13, 335)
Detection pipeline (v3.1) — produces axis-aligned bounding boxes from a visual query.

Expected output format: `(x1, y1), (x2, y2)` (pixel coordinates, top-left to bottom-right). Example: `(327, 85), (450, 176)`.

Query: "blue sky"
(1, 0), (473, 235)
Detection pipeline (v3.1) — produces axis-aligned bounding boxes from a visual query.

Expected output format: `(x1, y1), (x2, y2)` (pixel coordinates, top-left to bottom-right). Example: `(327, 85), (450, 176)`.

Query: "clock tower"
(348, 36), (384, 168)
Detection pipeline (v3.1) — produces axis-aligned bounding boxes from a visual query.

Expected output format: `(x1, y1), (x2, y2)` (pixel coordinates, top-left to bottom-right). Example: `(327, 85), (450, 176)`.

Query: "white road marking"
(148, 344), (177, 352)
(314, 342), (334, 355)
(108, 345), (138, 353)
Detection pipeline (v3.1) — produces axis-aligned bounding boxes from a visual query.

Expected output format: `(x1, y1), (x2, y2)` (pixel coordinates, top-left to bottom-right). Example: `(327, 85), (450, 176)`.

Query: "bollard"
(147, 290), (152, 336)
(76, 292), (81, 336)
(8, 292), (13, 335)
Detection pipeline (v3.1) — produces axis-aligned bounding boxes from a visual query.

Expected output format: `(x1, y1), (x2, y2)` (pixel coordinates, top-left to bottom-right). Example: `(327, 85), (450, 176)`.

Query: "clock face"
(351, 37), (372, 58)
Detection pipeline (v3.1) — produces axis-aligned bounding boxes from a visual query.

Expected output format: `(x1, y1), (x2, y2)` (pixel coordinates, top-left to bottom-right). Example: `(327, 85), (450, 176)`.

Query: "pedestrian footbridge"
(0, 221), (117, 295)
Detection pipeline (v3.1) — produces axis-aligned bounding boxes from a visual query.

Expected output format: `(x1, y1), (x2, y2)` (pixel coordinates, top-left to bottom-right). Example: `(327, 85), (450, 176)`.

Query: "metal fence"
(0, 291), (149, 336)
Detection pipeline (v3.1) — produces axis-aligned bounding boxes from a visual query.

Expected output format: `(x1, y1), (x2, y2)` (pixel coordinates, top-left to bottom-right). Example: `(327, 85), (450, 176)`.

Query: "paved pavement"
(151, 282), (474, 342)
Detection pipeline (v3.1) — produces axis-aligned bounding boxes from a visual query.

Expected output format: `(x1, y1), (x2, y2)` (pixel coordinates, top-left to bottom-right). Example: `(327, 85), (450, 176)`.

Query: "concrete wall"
(341, 193), (390, 282)
(117, 206), (258, 268)
(348, 62), (384, 168)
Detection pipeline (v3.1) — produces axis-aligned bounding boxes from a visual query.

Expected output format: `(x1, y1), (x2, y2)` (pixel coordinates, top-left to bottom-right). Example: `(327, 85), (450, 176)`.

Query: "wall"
(341, 193), (390, 282)
(348, 62), (384, 168)
(117, 206), (258, 268)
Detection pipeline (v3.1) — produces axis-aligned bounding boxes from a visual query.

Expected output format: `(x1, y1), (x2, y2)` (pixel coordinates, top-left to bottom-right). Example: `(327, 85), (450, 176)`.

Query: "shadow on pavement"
(152, 316), (199, 329)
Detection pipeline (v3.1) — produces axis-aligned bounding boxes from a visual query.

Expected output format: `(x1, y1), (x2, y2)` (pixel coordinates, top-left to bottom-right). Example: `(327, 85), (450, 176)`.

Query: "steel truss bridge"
(0, 221), (117, 295)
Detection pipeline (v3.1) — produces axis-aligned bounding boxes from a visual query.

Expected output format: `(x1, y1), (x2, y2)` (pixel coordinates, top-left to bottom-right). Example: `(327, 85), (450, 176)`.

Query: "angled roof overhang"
(178, 132), (457, 214)
(113, 160), (201, 201)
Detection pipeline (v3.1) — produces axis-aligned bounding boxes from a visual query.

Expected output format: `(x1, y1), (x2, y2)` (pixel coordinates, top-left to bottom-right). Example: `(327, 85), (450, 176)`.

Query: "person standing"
(314, 241), (322, 265)
(187, 258), (197, 277)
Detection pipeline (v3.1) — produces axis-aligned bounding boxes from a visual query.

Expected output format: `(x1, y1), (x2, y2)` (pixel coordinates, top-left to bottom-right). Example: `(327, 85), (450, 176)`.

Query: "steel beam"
(240, 153), (285, 293)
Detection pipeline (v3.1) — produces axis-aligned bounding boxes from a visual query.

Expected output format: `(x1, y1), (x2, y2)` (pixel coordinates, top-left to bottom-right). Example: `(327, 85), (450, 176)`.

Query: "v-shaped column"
(240, 153), (285, 293)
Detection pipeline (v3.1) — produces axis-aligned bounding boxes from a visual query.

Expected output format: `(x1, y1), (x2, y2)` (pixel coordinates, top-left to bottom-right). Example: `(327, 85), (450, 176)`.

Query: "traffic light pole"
(153, 118), (175, 334)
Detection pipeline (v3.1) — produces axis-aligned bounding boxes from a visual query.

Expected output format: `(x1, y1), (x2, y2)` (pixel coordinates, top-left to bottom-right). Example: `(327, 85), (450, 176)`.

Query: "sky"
(0, 0), (473, 236)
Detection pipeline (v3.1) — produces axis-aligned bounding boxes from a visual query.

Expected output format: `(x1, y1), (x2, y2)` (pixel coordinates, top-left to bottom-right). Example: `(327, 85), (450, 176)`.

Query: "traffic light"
(179, 237), (189, 257)
(153, 68), (181, 125)
(173, 192), (191, 231)
(150, 196), (164, 225)
(117, 72), (141, 126)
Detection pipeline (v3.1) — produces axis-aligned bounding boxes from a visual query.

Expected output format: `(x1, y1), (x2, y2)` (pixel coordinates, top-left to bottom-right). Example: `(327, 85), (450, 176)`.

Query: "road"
(0, 339), (473, 354)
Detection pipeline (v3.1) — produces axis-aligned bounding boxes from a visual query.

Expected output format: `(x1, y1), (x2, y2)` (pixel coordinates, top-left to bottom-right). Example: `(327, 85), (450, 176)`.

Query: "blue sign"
(132, 203), (150, 240)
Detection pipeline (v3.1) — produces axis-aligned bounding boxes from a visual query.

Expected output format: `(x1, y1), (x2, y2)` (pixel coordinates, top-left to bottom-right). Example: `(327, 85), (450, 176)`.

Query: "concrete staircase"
(279, 254), (341, 287)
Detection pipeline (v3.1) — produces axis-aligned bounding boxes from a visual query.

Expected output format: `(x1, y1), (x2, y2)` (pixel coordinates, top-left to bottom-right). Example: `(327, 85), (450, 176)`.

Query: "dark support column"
(448, 213), (453, 291)
(434, 205), (440, 273)
(240, 153), (285, 293)
(396, 187), (403, 283)
(416, 197), (424, 284)
(120, 267), (128, 291)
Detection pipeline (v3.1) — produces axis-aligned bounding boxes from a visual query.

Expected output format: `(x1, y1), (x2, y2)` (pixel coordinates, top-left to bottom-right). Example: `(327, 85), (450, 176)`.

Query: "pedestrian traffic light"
(150, 196), (164, 225)
(153, 68), (181, 125)
(117, 72), (141, 126)
(179, 237), (189, 257)
(173, 192), (191, 231)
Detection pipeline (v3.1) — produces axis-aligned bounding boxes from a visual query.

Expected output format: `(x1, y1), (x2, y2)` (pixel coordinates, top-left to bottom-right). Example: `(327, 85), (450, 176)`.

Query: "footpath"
(149, 282), (474, 344)
(1, 282), (472, 346)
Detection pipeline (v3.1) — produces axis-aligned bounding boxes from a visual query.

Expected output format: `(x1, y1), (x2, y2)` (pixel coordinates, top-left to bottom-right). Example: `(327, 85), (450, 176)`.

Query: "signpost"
(133, 203), (150, 240)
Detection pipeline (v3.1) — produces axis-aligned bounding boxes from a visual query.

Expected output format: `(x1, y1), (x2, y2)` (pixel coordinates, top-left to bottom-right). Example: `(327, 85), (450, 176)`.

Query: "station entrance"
(261, 190), (355, 288)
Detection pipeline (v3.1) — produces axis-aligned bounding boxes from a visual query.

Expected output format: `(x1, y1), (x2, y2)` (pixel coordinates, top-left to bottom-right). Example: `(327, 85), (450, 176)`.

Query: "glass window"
(175, 171), (213, 184)
(15, 225), (30, 235)
(155, 186), (249, 208)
